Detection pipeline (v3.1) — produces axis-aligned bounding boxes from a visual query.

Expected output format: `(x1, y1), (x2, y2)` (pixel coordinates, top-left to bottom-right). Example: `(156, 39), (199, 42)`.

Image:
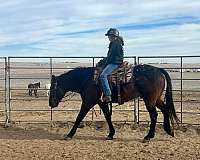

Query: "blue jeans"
(100, 64), (119, 96)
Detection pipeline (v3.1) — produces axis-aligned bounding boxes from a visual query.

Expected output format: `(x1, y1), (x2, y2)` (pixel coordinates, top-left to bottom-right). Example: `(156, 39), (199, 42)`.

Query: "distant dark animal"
(28, 82), (40, 97)
(49, 64), (179, 142)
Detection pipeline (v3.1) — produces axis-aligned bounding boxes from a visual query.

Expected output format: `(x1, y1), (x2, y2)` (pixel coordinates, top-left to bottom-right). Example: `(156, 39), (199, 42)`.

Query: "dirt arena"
(0, 122), (200, 160)
(0, 61), (200, 159)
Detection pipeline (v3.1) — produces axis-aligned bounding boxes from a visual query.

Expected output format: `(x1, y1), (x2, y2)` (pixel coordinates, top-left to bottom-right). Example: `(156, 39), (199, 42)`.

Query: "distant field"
(0, 62), (199, 125)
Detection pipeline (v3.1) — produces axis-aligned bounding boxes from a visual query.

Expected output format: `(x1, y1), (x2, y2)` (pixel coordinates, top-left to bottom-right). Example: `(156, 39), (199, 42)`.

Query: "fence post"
(133, 57), (137, 124)
(50, 57), (53, 121)
(180, 57), (183, 123)
(5, 57), (11, 127)
(92, 57), (95, 121)
(137, 57), (140, 124)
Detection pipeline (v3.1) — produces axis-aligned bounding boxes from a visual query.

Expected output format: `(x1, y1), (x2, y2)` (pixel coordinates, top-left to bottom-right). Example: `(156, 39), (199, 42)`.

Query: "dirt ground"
(0, 61), (200, 159)
(0, 122), (200, 160)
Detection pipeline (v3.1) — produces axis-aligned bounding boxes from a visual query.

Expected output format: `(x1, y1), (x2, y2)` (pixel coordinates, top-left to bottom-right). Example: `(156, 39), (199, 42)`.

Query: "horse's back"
(133, 64), (165, 81)
(133, 64), (165, 98)
(28, 82), (40, 89)
(28, 83), (33, 88)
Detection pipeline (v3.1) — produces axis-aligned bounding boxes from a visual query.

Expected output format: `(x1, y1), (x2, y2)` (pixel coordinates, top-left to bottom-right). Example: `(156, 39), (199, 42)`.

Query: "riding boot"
(102, 95), (112, 103)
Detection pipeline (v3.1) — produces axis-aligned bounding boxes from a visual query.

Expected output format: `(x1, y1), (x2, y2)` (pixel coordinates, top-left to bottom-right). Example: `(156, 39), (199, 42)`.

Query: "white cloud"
(0, 0), (200, 57)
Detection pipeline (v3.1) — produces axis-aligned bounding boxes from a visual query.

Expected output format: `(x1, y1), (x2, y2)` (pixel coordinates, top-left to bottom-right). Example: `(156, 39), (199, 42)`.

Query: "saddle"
(94, 61), (133, 104)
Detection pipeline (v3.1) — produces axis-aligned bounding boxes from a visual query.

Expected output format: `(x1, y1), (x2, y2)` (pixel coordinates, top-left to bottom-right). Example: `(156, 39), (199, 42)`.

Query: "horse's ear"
(51, 75), (56, 83)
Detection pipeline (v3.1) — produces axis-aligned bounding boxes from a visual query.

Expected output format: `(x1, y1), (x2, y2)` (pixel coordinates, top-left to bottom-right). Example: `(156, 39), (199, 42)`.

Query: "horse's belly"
(121, 83), (140, 102)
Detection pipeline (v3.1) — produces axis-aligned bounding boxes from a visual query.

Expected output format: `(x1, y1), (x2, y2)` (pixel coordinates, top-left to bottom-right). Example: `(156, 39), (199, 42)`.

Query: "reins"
(61, 92), (76, 102)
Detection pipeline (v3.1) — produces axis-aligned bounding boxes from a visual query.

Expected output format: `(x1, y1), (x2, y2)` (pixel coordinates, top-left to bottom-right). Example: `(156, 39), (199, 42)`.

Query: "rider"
(100, 28), (124, 103)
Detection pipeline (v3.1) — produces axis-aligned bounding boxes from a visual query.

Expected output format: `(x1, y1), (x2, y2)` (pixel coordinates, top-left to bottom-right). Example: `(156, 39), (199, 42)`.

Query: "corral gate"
(5, 56), (137, 124)
(138, 56), (200, 125)
(3, 56), (200, 126)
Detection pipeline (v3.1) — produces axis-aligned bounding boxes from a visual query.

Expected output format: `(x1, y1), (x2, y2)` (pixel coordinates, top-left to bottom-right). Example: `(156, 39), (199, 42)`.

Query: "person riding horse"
(48, 29), (179, 142)
(100, 28), (124, 103)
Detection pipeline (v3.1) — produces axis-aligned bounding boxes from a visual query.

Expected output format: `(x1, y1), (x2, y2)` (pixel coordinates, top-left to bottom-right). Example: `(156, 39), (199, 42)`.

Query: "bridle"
(51, 80), (74, 103)
(51, 80), (64, 103)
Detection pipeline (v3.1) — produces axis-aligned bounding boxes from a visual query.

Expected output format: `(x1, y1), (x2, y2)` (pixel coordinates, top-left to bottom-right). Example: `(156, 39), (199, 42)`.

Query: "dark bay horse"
(49, 64), (179, 141)
(28, 82), (40, 97)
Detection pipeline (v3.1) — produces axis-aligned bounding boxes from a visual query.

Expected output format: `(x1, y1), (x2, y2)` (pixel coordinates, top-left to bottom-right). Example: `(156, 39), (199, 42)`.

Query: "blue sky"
(0, 0), (200, 57)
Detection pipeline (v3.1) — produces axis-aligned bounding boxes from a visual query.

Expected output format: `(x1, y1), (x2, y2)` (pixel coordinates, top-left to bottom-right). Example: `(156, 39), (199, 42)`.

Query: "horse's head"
(49, 75), (65, 108)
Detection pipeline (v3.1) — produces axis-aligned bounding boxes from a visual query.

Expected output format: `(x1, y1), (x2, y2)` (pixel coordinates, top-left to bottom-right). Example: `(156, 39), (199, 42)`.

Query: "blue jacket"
(105, 38), (124, 65)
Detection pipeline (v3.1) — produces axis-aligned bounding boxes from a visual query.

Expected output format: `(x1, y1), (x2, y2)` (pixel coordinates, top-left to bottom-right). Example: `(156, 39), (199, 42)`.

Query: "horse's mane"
(66, 66), (94, 76)
(59, 67), (95, 83)
(73, 66), (95, 72)
(55, 67), (95, 92)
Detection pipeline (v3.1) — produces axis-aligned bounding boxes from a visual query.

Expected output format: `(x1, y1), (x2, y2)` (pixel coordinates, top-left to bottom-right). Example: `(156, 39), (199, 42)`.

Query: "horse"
(49, 64), (179, 142)
(28, 82), (40, 97)
(45, 83), (51, 96)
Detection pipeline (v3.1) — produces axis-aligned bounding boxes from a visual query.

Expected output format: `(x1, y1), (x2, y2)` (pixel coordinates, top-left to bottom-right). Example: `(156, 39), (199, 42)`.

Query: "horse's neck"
(59, 78), (77, 93)
(61, 68), (94, 93)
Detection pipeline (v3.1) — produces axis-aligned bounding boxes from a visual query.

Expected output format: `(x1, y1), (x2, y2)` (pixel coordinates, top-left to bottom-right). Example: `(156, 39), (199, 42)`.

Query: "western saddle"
(94, 61), (133, 104)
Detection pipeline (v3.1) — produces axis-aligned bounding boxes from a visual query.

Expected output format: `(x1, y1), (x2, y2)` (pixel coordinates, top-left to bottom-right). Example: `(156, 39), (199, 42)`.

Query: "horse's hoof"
(142, 135), (151, 143)
(63, 134), (72, 140)
(142, 137), (150, 143)
(106, 136), (113, 140)
(142, 138), (150, 143)
(170, 130), (174, 137)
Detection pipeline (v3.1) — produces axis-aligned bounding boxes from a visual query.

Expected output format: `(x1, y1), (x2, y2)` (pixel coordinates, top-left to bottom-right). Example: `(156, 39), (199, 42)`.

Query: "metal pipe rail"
(1, 56), (199, 125)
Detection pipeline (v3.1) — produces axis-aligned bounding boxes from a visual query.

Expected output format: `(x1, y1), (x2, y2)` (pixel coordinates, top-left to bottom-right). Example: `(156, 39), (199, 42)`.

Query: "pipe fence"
(138, 56), (200, 125)
(1, 56), (200, 126)
(5, 56), (136, 124)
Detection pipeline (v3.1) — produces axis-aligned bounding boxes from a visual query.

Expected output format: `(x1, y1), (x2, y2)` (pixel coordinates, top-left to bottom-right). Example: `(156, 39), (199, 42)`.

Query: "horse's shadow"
(67, 135), (171, 143)
(0, 124), (172, 142)
(0, 125), (140, 142)
(0, 125), (61, 140)
(74, 135), (143, 142)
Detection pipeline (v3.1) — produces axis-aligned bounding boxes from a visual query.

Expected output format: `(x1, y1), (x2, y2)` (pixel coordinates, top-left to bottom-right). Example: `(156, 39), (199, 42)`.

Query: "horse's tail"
(159, 68), (180, 126)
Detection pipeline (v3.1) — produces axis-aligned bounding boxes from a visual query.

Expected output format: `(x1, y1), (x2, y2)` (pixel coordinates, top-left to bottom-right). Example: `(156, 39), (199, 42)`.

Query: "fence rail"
(0, 56), (199, 126)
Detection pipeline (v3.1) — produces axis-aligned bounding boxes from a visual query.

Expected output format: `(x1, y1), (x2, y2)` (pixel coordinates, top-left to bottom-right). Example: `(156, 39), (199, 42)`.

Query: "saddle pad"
(94, 61), (133, 85)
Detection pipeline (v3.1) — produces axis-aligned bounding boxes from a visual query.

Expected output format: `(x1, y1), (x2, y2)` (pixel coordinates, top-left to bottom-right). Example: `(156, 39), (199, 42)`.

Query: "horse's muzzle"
(49, 99), (59, 108)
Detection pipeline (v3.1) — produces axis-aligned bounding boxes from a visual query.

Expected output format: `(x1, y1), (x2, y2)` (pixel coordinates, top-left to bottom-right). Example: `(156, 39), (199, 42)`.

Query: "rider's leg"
(100, 64), (119, 102)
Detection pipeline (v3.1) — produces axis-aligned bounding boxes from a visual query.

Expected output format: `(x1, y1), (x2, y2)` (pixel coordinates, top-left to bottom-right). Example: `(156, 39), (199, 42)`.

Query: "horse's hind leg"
(144, 100), (158, 141)
(99, 103), (115, 140)
(156, 99), (174, 137)
(34, 89), (38, 97)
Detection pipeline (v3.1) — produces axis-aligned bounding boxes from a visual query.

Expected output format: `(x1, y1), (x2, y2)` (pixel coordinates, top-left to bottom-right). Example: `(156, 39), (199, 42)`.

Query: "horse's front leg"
(64, 102), (92, 140)
(29, 89), (32, 96)
(99, 103), (115, 140)
(34, 89), (38, 97)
